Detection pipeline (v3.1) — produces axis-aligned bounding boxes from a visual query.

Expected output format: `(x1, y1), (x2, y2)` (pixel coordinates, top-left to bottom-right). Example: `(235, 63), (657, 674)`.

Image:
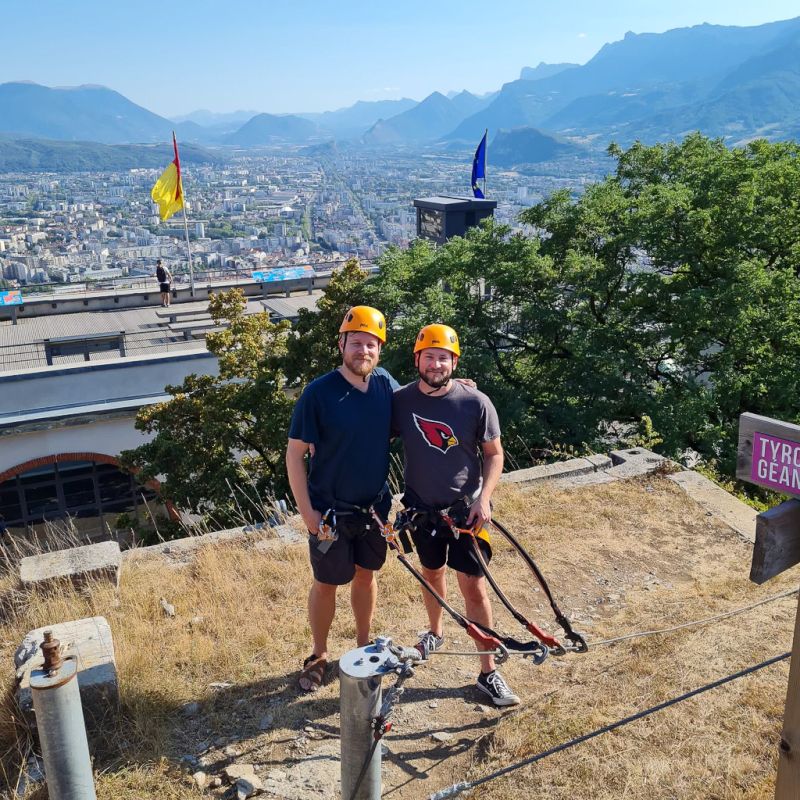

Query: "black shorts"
(410, 516), (492, 577)
(159, 282), (171, 293)
(307, 495), (390, 586)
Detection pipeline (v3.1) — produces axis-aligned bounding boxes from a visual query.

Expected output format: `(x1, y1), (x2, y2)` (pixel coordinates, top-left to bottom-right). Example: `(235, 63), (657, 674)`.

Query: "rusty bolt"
(40, 630), (63, 674)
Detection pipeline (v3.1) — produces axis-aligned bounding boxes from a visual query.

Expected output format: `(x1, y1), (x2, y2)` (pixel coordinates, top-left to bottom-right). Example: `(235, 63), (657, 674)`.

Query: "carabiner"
(318, 508), (338, 542)
(564, 630), (589, 653)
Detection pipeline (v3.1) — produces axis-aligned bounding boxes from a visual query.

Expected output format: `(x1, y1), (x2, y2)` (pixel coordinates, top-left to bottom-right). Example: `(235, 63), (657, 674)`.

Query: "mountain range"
(447, 17), (800, 144)
(363, 91), (492, 144)
(490, 128), (585, 166)
(0, 15), (798, 167)
(0, 136), (220, 172)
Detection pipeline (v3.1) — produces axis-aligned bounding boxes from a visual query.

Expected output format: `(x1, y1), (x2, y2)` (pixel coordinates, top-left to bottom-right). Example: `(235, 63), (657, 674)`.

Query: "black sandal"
(299, 653), (327, 692)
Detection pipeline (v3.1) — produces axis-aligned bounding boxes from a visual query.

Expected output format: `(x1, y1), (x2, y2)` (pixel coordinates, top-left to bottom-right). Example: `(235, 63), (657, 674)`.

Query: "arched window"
(0, 458), (158, 541)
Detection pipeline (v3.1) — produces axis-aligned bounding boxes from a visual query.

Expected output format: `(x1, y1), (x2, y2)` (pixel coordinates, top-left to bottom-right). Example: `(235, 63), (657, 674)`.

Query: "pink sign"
(752, 431), (800, 496)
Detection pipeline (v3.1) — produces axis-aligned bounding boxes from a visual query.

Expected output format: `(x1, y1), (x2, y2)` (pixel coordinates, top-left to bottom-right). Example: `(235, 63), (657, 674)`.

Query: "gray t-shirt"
(392, 380), (501, 509)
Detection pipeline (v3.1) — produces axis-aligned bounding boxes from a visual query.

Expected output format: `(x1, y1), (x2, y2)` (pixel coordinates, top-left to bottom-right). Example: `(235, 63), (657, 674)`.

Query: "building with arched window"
(0, 288), (222, 544)
(0, 455), (159, 541)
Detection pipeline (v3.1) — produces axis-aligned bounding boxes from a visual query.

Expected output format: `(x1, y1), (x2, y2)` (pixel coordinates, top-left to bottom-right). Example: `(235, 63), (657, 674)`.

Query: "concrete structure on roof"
(412, 195), (497, 246)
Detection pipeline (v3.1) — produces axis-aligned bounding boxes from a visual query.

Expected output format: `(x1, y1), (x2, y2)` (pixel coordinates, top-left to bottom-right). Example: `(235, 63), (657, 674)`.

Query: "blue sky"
(3, 1), (798, 117)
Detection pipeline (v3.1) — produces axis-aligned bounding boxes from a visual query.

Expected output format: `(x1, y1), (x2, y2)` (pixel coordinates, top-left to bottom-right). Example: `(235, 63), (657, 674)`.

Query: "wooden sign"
(737, 413), (800, 498)
(740, 415), (800, 799)
(750, 500), (800, 585)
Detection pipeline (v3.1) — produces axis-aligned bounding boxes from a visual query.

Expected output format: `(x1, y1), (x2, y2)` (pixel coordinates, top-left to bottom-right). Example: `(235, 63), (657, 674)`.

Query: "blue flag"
(471, 130), (487, 198)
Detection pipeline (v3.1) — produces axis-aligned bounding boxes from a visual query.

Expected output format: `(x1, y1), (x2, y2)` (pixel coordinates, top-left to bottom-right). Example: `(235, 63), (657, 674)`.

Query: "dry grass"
(0, 475), (795, 799)
(465, 478), (795, 800)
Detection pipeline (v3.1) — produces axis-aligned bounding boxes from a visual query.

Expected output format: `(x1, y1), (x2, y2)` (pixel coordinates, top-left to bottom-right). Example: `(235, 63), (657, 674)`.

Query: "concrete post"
(339, 637), (399, 800)
(30, 632), (97, 800)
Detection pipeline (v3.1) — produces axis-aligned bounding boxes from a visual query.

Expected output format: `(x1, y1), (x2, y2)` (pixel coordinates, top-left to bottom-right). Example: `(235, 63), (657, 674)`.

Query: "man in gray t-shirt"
(391, 324), (519, 707)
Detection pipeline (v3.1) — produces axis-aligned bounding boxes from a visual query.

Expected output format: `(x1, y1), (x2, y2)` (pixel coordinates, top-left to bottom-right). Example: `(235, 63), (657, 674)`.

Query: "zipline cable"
(591, 587), (798, 648)
(422, 578), (797, 658)
(428, 650), (791, 800)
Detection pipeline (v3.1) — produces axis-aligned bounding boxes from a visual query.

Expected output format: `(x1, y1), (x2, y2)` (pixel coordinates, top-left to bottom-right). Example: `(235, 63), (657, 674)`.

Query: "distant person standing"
(155, 259), (172, 307)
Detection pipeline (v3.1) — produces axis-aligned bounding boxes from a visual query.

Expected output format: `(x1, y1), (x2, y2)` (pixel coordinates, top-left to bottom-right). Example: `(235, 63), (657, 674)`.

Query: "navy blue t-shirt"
(288, 367), (400, 510)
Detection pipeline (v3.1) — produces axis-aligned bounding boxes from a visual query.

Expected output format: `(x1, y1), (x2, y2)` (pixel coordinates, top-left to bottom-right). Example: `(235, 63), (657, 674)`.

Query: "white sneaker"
(476, 670), (520, 707)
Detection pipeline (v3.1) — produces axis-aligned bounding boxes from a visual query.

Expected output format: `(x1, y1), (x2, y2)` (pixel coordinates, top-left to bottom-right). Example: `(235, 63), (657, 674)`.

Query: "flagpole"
(483, 128), (488, 198)
(173, 131), (196, 298)
(180, 202), (196, 298)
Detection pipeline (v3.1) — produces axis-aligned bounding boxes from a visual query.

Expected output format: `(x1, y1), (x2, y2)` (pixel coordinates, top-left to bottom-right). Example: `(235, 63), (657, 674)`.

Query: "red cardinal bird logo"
(413, 414), (459, 453)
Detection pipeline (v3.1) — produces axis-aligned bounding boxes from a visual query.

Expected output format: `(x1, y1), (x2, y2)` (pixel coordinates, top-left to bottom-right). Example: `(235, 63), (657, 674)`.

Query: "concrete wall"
(0, 350), (218, 415)
(0, 350), (219, 478)
(10, 274), (331, 319)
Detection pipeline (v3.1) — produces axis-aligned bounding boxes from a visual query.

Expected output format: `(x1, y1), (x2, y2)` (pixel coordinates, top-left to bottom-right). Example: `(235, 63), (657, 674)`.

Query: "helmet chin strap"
(420, 376), (451, 395)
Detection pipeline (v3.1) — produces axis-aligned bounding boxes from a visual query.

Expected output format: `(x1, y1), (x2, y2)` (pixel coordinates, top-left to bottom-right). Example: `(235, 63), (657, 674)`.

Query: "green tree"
(364, 134), (800, 471)
(121, 289), (295, 525)
(123, 134), (800, 525)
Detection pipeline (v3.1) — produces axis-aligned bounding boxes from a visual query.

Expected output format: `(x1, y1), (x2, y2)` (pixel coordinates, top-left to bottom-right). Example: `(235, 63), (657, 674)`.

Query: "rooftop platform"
(0, 284), (322, 374)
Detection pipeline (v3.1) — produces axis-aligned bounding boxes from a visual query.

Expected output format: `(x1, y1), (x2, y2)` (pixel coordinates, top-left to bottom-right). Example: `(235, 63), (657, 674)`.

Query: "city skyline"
(3, 1), (799, 117)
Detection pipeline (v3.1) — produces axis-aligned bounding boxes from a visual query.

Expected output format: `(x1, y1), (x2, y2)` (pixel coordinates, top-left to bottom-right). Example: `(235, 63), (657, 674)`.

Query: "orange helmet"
(414, 324), (461, 357)
(339, 305), (386, 343)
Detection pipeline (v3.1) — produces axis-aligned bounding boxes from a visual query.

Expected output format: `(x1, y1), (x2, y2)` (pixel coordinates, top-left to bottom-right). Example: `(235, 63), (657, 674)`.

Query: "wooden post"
(751, 501), (800, 585)
(777, 590), (800, 799)
(738, 414), (800, 799)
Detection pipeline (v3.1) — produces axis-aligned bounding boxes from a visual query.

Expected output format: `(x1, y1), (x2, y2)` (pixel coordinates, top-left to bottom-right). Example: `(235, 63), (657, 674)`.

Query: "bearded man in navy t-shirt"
(286, 306), (398, 692)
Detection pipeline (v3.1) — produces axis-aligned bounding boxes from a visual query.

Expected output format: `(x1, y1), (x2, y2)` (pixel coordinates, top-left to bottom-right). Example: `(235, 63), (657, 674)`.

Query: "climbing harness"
(312, 485), (390, 553)
(315, 508), (337, 545)
(370, 508), (548, 664)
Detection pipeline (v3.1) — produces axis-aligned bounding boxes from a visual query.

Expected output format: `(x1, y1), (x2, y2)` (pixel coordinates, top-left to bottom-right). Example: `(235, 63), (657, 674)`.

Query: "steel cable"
(590, 587), (798, 647)
(428, 651), (791, 799)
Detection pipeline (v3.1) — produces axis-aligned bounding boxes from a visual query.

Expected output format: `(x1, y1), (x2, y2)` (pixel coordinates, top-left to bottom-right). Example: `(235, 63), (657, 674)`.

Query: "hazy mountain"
(519, 62), (579, 81)
(636, 24), (800, 141)
(226, 113), (320, 145)
(300, 98), (418, 138)
(363, 91), (488, 144)
(172, 109), (261, 127)
(0, 82), (176, 144)
(298, 140), (338, 157)
(490, 127), (584, 166)
(0, 136), (221, 173)
(5, 17), (799, 152)
(173, 120), (215, 144)
(446, 17), (800, 143)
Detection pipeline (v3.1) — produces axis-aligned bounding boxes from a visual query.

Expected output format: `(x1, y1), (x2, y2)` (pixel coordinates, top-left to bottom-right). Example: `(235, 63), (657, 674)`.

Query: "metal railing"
(0, 327), (211, 373)
(13, 258), (374, 300)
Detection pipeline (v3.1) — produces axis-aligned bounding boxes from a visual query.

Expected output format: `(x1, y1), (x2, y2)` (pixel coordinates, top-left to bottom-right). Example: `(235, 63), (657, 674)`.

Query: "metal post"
(30, 632), (97, 800)
(340, 638), (398, 800)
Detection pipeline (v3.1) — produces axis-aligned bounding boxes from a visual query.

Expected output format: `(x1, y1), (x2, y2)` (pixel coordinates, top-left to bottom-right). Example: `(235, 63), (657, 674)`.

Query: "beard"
(418, 366), (452, 389)
(343, 351), (375, 377)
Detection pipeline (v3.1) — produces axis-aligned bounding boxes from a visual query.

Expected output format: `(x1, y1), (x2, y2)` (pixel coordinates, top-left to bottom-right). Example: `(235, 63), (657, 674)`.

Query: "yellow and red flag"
(151, 133), (184, 221)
